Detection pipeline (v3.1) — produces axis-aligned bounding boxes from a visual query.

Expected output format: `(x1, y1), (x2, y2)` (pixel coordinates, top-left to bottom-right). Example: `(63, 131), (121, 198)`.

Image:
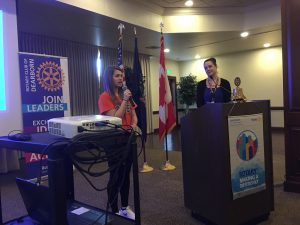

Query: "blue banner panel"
(19, 53), (70, 179)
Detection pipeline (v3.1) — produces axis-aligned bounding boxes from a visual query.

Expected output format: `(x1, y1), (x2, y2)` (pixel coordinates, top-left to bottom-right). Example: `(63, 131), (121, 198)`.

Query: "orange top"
(98, 92), (137, 127)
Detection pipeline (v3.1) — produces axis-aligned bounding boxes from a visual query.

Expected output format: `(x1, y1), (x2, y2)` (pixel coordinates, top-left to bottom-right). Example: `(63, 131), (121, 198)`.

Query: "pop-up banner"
(18, 52), (70, 178)
(228, 113), (266, 200)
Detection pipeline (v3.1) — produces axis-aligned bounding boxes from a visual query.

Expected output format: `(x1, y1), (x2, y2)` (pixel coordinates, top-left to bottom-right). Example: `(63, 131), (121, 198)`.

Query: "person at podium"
(196, 57), (231, 107)
(98, 66), (137, 220)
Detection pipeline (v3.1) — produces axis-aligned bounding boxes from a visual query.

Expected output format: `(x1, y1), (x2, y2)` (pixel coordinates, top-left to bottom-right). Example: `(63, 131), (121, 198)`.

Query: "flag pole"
(132, 27), (153, 173)
(161, 132), (176, 171)
(165, 134), (169, 160)
(140, 140), (153, 172)
(159, 22), (176, 171)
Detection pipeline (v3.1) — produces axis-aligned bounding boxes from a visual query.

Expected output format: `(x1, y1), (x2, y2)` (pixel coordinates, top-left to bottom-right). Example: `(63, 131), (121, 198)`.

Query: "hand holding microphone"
(122, 88), (131, 101)
(122, 85), (135, 107)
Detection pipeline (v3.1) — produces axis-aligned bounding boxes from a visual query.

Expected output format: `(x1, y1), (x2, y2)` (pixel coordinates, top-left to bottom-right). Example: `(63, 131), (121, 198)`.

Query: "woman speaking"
(196, 57), (231, 107)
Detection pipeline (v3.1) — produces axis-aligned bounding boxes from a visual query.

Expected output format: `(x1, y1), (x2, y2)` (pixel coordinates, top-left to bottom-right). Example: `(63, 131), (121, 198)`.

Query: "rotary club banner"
(228, 113), (266, 200)
(19, 52), (70, 178)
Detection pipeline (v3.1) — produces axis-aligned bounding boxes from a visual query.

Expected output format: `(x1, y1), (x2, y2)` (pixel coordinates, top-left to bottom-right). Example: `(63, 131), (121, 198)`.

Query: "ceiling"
(16, 0), (282, 61)
(132, 0), (272, 12)
(136, 0), (267, 8)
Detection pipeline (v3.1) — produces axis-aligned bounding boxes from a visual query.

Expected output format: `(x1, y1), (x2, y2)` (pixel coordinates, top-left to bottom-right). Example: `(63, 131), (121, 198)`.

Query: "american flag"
(117, 24), (124, 70)
(117, 35), (123, 69)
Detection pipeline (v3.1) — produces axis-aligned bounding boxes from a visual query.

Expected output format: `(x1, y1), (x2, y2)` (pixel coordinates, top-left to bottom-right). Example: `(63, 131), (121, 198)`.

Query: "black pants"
(106, 145), (133, 213)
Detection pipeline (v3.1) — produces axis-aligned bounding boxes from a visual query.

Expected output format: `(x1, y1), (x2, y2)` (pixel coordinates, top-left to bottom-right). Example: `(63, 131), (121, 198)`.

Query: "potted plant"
(177, 74), (197, 114)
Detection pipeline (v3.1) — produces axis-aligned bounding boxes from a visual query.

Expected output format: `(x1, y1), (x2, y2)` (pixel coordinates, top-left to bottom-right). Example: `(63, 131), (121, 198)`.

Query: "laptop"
(16, 177), (51, 225)
(16, 177), (112, 225)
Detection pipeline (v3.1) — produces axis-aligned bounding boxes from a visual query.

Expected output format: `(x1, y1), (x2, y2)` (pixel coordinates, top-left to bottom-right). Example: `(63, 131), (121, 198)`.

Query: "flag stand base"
(160, 160), (176, 171)
(140, 162), (154, 173)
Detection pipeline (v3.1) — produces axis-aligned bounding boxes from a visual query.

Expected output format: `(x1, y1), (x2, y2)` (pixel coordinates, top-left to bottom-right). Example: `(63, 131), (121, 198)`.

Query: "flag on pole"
(117, 23), (124, 70)
(133, 36), (147, 142)
(159, 32), (176, 140)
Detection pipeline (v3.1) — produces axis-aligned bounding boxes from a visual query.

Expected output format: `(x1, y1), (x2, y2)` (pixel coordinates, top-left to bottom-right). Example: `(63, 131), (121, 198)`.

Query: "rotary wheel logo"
(36, 61), (65, 92)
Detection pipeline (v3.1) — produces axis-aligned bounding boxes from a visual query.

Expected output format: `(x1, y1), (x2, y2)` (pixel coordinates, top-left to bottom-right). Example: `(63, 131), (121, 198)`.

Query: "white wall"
(0, 0), (22, 135)
(150, 56), (179, 131)
(179, 58), (207, 81)
(218, 47), (283, 106)
(179, 46), (284, 127)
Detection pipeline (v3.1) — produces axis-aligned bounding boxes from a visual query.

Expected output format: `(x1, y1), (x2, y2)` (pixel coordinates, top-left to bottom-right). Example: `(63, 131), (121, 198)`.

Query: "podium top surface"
(186, 100), (270, 117)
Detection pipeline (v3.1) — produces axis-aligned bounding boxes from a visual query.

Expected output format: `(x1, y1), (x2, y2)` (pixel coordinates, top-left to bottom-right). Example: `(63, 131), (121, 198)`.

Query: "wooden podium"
(181, 101), (274, 225)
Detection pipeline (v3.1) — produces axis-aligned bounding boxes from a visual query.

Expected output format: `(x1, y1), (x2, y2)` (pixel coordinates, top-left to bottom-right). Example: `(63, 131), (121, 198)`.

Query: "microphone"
(122, 84), (136, 107)
(208, 75), (232, 95)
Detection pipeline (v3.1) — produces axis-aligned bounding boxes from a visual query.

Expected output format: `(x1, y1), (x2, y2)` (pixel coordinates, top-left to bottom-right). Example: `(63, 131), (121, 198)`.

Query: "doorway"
(168, 76), (178, 126)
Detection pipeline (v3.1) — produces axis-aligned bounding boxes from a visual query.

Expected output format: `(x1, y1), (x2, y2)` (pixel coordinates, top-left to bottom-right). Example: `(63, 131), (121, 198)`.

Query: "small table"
(0, 131), (140, 225)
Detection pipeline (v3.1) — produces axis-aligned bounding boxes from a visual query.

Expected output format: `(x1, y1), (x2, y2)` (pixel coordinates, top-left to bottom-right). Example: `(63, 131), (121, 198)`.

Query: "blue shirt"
(203, 87), (224, 104)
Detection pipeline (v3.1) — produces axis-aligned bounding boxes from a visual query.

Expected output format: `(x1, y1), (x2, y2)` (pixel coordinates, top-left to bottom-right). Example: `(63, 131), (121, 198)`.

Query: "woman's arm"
(104, 100), (127, 118)
(101, 89), (132, 119)
(99, 93), (127, 118)
(131, 109), (138, 129)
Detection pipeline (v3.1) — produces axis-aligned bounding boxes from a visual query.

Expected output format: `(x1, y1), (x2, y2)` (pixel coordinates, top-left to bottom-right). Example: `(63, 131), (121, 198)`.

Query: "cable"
(36, 123), (142, 225)
(77, 121), (144, 158)
(7, 130), (32, 141)
(37, 139), (72, 185)
(70, 128), (136, 225)
(68, 128), (135, 190)
(8, 130), (23, 136)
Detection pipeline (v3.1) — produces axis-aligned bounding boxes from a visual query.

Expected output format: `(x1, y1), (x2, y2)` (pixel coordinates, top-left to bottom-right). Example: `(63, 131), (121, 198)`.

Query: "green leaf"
(177, 74), (197, 107)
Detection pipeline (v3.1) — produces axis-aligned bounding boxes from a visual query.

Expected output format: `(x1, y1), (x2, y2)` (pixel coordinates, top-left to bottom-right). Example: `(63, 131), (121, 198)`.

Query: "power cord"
(7, 130), (32, 141)
(36, 123), (143, 225)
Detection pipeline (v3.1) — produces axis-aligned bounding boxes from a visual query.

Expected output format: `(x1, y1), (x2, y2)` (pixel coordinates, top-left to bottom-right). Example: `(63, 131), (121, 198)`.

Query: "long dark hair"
(102, 66), (123, 102)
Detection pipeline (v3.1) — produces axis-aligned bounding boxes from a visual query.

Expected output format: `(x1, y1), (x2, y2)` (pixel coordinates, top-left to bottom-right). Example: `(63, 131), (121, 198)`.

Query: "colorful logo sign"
(236, 130), (258, 161)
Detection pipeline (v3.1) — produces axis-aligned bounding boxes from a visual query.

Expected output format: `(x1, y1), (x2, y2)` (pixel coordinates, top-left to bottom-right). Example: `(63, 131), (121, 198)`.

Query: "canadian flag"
(159, 33), (176, 140)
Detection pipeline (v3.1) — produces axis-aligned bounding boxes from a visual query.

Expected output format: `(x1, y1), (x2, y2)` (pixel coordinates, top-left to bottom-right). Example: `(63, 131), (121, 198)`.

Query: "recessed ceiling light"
(263, 43), (271, 48)
(240, 32), (249, 38)
(164, 48), (170, 53)
(195, 54), (201, 59)
(185, 0), (193, 7)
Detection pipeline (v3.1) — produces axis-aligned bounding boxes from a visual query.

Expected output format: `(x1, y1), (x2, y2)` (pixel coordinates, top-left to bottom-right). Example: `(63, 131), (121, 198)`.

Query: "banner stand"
(18, 52), (70, 179)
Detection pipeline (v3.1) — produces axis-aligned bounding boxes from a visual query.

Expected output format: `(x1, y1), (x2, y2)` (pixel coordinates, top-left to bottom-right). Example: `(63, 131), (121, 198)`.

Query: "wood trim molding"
(271, 127), (284, 132)
(270, 107), (284, 110)
(154, 107), (284, 115)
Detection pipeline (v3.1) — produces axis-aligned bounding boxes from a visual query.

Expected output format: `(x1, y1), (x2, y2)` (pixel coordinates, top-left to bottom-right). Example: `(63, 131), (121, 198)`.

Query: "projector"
(48, 115), (122, 138)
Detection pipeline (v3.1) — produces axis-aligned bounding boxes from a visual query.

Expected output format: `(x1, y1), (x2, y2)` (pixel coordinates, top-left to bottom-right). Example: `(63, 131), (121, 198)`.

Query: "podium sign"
(228, 113), (266, 199)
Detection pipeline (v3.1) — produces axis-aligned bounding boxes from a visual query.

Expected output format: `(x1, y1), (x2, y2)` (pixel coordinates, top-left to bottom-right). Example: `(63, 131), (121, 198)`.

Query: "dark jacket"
(196, 78), (231, 107)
